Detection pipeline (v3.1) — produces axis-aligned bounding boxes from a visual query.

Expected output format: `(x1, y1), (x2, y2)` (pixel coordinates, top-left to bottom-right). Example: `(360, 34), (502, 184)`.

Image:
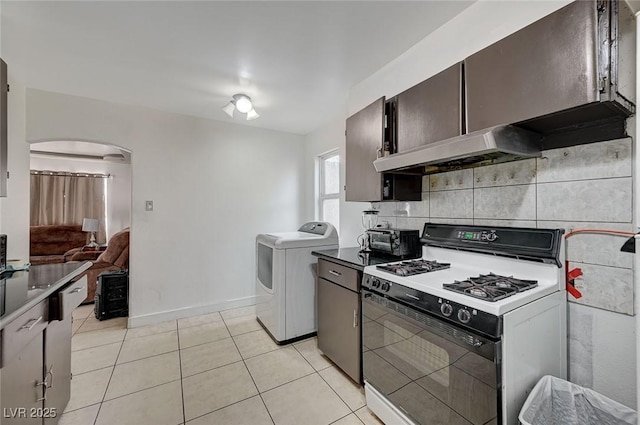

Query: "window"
(318, 150), (340, 231)
(30, 170), (108, 243)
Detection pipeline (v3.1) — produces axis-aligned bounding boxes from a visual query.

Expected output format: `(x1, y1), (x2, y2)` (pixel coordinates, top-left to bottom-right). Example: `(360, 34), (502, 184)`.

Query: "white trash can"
(519, 375), (637, 425)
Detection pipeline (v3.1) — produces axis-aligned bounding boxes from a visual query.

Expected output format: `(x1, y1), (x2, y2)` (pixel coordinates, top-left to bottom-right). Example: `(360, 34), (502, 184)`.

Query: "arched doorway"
(29, 140), (132, 311)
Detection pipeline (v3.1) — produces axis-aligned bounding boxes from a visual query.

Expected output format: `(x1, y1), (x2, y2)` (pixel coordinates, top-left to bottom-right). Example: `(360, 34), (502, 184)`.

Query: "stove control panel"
(422, 223), (564, 267)
(362, 274), (502, 338)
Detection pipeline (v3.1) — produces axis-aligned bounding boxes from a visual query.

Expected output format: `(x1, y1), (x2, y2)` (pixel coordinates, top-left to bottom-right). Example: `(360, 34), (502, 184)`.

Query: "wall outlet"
(145, 200), (153, 211)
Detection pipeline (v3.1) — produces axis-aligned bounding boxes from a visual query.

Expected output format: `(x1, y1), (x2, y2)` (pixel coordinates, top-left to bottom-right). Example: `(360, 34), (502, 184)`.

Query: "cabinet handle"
(328, 270), (342, 277)
(20, 316), (43, 331)
(70, 286), (85, 294)
(46, 365), (54, 389)
(36, 378), (48, 401)
(353, 309), (358, 328)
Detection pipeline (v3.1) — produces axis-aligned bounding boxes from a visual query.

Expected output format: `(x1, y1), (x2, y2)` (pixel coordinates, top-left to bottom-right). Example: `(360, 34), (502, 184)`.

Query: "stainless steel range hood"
(373, 125), (542, 173)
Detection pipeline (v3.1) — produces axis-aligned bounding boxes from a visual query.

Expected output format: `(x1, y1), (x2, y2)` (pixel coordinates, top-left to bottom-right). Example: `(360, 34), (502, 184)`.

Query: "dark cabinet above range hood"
(373, 0), (635, 175)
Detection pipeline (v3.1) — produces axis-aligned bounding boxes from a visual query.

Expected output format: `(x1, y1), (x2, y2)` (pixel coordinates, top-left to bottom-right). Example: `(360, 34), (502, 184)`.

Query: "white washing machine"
(255, 222), (339, 344)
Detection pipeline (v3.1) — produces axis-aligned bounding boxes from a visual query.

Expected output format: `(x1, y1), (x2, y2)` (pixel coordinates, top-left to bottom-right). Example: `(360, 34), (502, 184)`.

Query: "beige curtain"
(30, 171), (108, 243)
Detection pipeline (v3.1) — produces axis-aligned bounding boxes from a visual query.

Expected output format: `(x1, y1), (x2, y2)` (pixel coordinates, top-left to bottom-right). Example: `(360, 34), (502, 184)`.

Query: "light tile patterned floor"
(60, 305), (384, 425)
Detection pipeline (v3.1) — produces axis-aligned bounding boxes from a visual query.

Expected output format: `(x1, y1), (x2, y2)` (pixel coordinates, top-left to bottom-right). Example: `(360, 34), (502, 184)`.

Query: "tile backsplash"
(372, 137), (635, 316)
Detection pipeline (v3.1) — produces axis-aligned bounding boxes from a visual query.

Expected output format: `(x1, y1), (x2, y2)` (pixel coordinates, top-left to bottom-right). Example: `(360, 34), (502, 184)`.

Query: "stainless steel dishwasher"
(316, 258), (362, 383)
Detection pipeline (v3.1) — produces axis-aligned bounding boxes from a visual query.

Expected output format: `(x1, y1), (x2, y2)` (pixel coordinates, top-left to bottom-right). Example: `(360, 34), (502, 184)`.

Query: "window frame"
(317, 149), (340, 226)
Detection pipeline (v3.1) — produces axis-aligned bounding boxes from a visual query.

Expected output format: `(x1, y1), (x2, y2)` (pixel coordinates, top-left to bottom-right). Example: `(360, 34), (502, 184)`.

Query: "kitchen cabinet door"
(317, 277), (360, 383)
(465, 1), (598, 132)
(0, 335), (45, 425)
(345, 97), (384, 202)
(396, 63), (462, 153)
(0, 58), (7, 197)
(44, 317), (72, 425)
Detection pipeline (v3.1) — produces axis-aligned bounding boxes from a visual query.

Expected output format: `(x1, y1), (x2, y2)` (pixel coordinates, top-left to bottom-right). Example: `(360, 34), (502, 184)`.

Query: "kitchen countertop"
(0, 261), (92, 330)
(312, 247), (407, 271)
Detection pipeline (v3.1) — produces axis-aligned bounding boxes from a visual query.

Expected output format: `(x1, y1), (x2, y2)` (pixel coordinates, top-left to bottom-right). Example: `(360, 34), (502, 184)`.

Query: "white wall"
(0, 77), (29, 262)
(29, 155), (132, 240)
(25, 89), (305, 326)
(303, 113), (368, 248)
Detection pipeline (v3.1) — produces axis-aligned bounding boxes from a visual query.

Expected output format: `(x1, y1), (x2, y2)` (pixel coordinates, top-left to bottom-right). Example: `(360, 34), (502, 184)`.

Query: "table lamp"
(82, 218), (99, 248)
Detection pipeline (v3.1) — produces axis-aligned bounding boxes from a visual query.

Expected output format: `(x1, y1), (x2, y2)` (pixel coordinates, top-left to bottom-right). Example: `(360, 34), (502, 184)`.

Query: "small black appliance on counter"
(95, 270), (129, 320)
(367, 228), (421, 259)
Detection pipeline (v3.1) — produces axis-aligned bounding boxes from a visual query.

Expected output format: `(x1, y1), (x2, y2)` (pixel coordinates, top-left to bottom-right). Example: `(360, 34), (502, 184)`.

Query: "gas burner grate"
(443, 273), (538, 302)
(376, 259), (451, 276)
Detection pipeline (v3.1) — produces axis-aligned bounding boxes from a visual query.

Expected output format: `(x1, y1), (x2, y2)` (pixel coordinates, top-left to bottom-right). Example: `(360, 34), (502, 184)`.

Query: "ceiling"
(2, 1), (474, 135)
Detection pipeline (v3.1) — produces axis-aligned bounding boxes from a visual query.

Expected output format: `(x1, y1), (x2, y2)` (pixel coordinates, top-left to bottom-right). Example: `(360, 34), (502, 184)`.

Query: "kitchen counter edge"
(312, 247), (401, 271)
(0, 261), (92, 331)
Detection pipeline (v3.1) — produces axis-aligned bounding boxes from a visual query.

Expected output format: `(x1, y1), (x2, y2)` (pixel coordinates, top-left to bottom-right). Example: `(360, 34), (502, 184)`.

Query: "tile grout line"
(223, 315), (276, 425)
(92, 324), (128, 425)
(75, 319), (128, 334)
(183, 394), (264, 424)
(315, 367), (360, 414)
(175, 319), (188, 425)
(328, 412), (363, 425)
(63, 377), (184, 415)
(74, 337), (180, 376)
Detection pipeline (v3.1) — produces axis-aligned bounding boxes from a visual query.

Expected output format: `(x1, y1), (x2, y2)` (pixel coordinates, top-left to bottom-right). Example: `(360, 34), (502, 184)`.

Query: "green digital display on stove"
(463, 232), (475, 239)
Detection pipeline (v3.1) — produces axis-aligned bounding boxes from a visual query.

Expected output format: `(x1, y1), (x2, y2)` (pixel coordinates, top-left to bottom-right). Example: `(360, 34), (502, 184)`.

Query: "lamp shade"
(246, 108), (260, 120)
(82, 218), (99, 232)
(223, 94), (259, 120)
(222, 101), (235, 118)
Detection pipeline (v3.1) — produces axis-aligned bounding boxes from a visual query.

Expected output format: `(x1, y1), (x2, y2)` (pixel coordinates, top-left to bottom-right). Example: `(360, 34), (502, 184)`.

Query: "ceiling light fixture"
(222, 94), (260, 121)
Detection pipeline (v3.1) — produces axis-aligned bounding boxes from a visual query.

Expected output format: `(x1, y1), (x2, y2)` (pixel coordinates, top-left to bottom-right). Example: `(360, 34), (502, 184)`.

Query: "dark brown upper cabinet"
(345, 97), (421, 202)
(465, 0), (634, 143)
(345, 97), (385, 202)
(395, 63), (462, 153)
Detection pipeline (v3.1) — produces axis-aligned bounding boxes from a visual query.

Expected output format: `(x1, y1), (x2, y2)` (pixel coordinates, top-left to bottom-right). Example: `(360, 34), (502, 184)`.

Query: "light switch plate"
(145, 200), (153, 211)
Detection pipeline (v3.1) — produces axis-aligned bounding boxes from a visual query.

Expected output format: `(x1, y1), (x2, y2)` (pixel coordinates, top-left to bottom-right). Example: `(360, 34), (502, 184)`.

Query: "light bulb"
(235, 96), (253, 113)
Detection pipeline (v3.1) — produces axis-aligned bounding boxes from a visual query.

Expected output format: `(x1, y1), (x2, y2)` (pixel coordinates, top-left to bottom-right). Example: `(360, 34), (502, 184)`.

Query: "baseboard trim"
(127, 296), (256, 328)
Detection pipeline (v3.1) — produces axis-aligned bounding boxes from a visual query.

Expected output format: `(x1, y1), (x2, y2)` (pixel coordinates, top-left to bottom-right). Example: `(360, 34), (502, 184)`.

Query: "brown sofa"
(68, 228), (130, 304)
(30, 225), (88, 265)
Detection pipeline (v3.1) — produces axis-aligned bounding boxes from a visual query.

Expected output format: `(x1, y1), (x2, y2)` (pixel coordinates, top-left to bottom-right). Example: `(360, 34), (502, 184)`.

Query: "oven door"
(362, 289), (501, 425)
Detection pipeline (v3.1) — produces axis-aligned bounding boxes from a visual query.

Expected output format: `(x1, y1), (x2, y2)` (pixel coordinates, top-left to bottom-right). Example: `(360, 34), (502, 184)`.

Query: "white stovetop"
(363, 246), (565, 316)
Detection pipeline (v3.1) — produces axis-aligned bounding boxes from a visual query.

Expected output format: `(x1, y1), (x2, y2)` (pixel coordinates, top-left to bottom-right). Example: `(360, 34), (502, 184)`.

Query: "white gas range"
(361, 223), (567, 425)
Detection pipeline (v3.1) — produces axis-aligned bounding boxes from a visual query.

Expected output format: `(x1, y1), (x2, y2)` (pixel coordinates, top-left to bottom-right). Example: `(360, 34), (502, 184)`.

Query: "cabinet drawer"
(318, 259), (359, 292)
(50, 276), (88, 321)
(0, 300), (48, 367)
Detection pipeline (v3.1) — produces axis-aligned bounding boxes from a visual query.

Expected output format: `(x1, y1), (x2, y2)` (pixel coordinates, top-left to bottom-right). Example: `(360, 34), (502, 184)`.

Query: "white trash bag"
(519, 375), (637, 425)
